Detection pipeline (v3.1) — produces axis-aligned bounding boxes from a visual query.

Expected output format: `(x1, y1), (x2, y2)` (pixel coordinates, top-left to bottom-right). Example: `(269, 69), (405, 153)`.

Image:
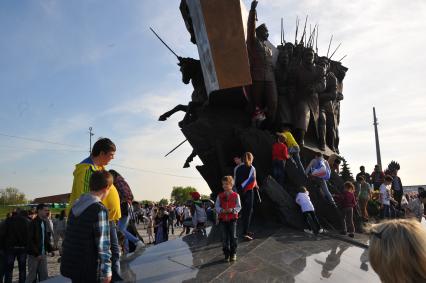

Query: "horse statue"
(158, 57), (208, 128)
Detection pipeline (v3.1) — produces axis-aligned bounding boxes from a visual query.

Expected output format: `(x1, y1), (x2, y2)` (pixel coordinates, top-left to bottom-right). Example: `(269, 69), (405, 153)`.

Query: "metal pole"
(373, 107), (382, 169)
(89, 127), (94, 154)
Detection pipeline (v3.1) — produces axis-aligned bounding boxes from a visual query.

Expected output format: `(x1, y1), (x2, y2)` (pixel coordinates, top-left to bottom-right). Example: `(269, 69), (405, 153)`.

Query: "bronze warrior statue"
(330, 61), (348, 153)
(247, 0), (278, 126)
(317, 56), (338, 151)
(289, 48), (326, 147)
(275, 44), (294, 130)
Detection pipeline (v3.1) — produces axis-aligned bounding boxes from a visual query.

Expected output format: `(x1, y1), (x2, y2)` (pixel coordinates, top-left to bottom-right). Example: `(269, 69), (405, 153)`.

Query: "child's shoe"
(230, 254), (237, 261)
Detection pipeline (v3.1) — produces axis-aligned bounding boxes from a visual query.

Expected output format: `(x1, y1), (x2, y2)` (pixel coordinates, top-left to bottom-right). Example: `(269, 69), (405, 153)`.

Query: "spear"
(338, 54), (347, 62)
(295, 16), (299, 44)
(281, 18), (284, 45)
(308, 24), (317, 47)
(300, 15), (308, 45)
(164, 139), (188, 157)
(315, 25), (319, 54)
(329, 43), (342, 60)
(326, 35), (333, 58)
(149, 27), (181, 60)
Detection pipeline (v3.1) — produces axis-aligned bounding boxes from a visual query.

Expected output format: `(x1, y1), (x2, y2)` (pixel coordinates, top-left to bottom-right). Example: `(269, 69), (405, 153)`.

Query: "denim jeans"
(319, 179), (335, 204)
(289, 147), (305, 172)
(241, 190), (254, 235)
(382, 204), (391, 219)
(26, 255), (47, 283)
(220, 220), (238, 256)
(118, 216), (140, 245)
(272, 159), (286, 186)
(109, 221), (122, 281)
(5, 248), (26, 283)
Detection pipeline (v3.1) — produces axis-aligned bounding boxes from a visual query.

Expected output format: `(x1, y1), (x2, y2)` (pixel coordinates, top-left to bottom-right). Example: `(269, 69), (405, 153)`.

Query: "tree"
(158, 198), (169, 206)
(340, 158), (354, 182)
(201, 194), (211, 200)
(139, 200), (153, 207)
(170, 186), (197, 204)
(0, 187), (27, 205)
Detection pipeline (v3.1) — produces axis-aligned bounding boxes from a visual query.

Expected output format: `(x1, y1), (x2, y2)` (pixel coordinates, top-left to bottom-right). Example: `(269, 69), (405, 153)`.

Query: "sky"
(1, 0), (425, 201)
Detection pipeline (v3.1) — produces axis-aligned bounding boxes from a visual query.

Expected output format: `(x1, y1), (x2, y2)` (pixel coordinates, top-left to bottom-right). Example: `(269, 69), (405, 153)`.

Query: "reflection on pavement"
(46, 226), (381, 283)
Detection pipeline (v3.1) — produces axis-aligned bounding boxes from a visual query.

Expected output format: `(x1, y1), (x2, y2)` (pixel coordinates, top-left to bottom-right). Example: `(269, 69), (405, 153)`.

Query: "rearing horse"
(158, 57), (208, 128)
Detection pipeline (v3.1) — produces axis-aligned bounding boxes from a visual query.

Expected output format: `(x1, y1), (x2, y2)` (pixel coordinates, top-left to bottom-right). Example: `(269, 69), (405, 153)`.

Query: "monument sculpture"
(156, 0), (349, 230)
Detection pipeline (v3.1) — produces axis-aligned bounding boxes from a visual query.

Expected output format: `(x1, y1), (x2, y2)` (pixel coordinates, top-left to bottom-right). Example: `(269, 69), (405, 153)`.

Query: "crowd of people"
(1, 136), (425, 282)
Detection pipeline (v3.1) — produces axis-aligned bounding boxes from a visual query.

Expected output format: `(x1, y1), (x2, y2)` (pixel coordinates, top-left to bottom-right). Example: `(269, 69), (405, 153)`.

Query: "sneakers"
(243, 234), (253, 241)
(318, 228), (324, 234)
(230, 254), (237, 262)
(224, 255), (230, 262)
(304, 229), (313, 234)
(348, 233), (355, 238)
(134, 241), (145, 253)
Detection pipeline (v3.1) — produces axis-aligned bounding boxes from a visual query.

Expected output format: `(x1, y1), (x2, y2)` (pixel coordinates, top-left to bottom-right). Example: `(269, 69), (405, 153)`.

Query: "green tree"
(170, 186), (197, 204)
(0, 187), (27, 205)
(158, 198), (169, 206)
(340, 158), (354, 182)
(201, 194), (211, 200)
(139, 200), (153, 207)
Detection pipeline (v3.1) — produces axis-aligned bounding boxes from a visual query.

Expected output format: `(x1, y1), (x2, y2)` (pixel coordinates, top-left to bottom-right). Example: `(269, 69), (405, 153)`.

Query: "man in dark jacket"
(61, 170), (112, 283)
(391, 170), (404, 208)
(2, 209), (30, 283)
(26, 204), (54, 283)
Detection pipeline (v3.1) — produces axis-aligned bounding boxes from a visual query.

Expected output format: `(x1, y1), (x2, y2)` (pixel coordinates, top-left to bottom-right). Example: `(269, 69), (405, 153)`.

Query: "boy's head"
(222, 176), (234, 192)
(276, 133), (287, 143)
(344, 182), (355, 192)
(384, 175), (393, 184)
(91, 138), (116, 166)
(315, 152), (323, 159)
(298, 186), (308, 193)
(360, 166), (365, 172)
(36, 203), (49, 219)
(89, 170), (113, 200)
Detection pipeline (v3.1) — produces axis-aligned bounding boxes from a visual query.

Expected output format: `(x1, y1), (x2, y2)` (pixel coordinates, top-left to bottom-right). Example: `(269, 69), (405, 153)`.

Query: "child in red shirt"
(272, 133), (289, 186)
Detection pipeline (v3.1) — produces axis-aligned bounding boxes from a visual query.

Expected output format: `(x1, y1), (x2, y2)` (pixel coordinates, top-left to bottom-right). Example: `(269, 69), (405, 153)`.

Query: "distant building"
(404, 186), (426, 193)
(33, 193), (70, 204)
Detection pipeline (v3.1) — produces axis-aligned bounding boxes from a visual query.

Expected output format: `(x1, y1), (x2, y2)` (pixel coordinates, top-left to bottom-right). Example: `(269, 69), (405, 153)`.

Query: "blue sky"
(1, 0), (425, 201)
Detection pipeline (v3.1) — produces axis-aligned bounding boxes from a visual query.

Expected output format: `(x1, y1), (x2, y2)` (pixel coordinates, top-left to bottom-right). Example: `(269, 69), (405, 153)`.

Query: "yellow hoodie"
(68, 157), (121, 221)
